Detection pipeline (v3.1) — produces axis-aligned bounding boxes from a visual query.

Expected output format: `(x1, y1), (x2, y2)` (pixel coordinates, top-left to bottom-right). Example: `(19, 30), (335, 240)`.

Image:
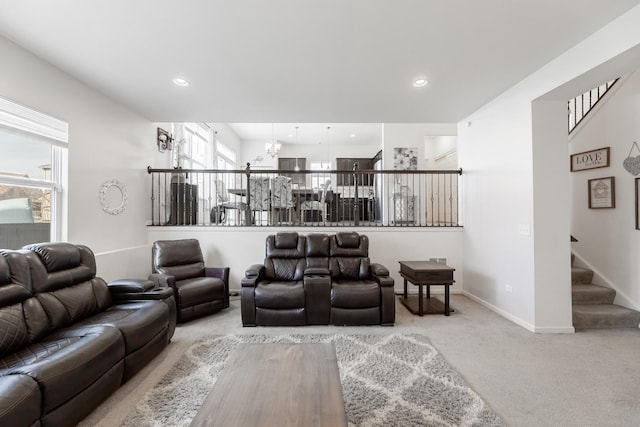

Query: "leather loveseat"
(241, 231), (394, 326)
(0, 242), (176, 427)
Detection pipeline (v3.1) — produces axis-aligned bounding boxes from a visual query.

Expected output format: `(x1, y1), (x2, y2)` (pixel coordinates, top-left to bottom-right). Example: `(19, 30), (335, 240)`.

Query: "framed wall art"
(393, 147), (418, 170)
(588, 176), (615, 209)
(570, 147), (610, 172)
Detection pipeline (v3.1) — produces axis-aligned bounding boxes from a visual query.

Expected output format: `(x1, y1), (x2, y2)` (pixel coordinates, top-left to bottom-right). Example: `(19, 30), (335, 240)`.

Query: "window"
(0, 96), (68, 249)
(309, 161), (332, 190)
(216, 140), (236, 170)
(175, 123), (213, 169)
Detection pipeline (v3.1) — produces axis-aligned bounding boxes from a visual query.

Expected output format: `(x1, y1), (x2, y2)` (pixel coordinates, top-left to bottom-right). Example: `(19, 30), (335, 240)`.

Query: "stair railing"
(568, 78), (618, 134)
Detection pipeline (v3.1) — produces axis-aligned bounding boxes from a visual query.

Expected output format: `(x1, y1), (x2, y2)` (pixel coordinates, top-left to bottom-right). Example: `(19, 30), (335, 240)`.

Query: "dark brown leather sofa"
(241, 231), (394, 326)
(0, 242), (176, 427)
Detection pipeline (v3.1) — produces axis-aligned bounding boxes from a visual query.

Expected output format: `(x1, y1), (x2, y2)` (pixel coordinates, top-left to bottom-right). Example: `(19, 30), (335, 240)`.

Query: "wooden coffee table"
(399, 260), (455, 316)
(190, 343), (347, 427)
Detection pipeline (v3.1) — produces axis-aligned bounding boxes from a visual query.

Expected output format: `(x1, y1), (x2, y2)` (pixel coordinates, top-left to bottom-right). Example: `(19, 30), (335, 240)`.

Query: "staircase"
(572, 254), (640, 329)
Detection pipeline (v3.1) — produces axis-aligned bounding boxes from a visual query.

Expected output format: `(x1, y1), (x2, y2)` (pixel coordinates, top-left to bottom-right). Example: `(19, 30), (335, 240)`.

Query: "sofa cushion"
(331, 281), (380, 309)
(75, 301), (169, 354)
(275, 232), (299, 249)
(152, 239), (206, 281)
(330, 233), (368, 257)
(0, 325), (124, 414)
(175, 276), (225, 308)
(25, 243), (96, 293)
(255, 282), (305, 309)
(335, 232), (361, 248)
(35, 278), (112, 331)
(0, 374), (41, 426)
(329, 257), (370, 280)
(266, 233), (305, 259)
(265, 258), (305, 281)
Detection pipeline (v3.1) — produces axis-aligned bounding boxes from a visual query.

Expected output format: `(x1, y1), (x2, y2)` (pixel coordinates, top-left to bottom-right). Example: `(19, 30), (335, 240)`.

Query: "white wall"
(382, 123), (457, 170)
(0, 36), (159, 281)
(569, 71), (640, 309)
(147, 227), (463, 295)
(458, 4), (640, 332)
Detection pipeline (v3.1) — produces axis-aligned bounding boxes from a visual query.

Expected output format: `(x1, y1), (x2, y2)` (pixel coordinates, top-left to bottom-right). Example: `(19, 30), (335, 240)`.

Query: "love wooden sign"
(570, 147), (610, 172)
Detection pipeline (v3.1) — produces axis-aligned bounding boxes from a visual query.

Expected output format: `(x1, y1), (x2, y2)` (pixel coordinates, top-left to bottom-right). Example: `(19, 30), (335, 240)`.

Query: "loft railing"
(147, 164), (462, 227)
(568, 78), (618, 134)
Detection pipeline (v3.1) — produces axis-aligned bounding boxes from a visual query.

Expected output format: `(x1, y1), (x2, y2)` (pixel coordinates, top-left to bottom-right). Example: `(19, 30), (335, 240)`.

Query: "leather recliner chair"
(242, 232), (308, 326)
(150, 239), (229, 323)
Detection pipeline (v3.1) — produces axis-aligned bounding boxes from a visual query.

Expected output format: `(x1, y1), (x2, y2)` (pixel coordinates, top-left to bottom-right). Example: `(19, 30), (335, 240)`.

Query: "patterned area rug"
(122, 334), (504, 426)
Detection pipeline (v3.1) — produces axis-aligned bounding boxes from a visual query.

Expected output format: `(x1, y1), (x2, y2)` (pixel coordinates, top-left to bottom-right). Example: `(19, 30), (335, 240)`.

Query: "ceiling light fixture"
(265, 123), (281, 158)
(173, 77), (190, 87)
(413, 78), (428, 88)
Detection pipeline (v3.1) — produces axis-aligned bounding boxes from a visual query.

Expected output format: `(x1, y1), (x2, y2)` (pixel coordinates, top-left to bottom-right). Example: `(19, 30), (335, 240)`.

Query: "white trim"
(0, 95), (68, 143)
(462, 290), (575, 334)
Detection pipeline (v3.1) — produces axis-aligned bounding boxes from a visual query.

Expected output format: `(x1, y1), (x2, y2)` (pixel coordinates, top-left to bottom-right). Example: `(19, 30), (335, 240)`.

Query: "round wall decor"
(99, 179), (128, 215)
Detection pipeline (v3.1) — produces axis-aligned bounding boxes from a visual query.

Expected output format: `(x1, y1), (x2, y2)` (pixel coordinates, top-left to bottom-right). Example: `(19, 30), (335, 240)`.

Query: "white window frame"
(0, 96), (68, 243)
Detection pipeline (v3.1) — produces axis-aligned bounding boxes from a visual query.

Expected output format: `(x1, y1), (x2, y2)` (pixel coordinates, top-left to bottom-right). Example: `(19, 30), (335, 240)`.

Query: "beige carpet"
(120, 334), (503, 426)
(80, 295), (640, 427)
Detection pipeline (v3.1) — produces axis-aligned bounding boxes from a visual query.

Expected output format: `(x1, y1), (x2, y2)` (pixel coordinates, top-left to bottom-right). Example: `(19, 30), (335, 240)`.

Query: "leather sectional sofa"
(0, 242), (176, 427)
(242, 231), (395, 326)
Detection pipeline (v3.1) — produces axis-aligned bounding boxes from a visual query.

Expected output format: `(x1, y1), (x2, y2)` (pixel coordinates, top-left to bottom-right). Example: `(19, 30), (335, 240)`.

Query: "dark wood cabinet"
(278, 158), (306, 185)
(169, 183), (198, 225)
(336, 158), (374, 186)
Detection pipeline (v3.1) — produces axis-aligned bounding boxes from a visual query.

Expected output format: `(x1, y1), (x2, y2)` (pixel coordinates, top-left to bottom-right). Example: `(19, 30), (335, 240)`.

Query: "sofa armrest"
(245, 264), (264, 279)
(108, 278), (175, 303)
(370, 263), (389, 276)
(304, 267), (330, 276)
(242, 264), (265, 287)
(370, 263), (394, 287)
(108, 279), (155, 294)
(206, 266), (230, 308)
(205, 266), (229, 283)
(149, 273), (177, 290)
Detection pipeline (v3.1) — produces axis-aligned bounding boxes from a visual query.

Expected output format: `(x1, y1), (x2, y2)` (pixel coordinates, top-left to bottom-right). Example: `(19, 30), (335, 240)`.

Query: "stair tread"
(572, 284), (615, 304)
(573, 304), (639, 315)
(571, 267), (594, 284)
(572, 283), (614, 292)
(573, 304), (640, 329)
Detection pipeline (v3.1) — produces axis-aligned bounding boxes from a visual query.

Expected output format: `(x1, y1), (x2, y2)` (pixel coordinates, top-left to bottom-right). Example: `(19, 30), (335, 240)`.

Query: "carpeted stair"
(572, 254), (640, 329)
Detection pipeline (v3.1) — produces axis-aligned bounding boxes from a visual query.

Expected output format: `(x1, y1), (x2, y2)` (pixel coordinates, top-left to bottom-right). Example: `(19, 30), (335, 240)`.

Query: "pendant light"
(265, 123), (281, 157)
(294, 126), (300, 171)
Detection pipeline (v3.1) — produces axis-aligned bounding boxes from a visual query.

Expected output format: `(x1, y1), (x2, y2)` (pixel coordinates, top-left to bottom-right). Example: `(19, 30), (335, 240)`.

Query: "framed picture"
(571, 147), (610, 172)
(588, 176), (615, 209)
(636, 178), (640, 230)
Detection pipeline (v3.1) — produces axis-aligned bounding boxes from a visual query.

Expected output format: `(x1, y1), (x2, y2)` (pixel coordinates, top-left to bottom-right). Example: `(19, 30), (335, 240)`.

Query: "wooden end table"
(190, 343), (347, 427)
(399, 260), (455, 316)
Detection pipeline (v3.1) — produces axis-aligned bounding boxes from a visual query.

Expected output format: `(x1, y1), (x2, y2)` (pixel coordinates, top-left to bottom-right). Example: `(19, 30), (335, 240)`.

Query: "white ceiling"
(0, 1), (639, 137)
(228, 123), (382, 145)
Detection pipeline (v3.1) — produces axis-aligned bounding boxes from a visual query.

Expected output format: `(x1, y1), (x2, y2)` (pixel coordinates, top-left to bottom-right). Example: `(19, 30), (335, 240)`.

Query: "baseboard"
(462, 291), (573, 333)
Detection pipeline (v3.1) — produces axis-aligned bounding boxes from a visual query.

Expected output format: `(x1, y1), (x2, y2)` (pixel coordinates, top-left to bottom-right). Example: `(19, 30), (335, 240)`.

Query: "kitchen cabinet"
(336, 158), (373, 186)
(278, 158), (306, 185)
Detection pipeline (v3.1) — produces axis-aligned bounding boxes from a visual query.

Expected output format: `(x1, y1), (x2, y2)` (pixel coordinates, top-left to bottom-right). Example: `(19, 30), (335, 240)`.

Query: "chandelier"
(265, 123), (281, 158)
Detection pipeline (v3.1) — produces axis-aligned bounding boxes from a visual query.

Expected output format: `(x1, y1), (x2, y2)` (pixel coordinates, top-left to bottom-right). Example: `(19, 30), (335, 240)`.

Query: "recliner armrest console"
(304, 267), (330, 276)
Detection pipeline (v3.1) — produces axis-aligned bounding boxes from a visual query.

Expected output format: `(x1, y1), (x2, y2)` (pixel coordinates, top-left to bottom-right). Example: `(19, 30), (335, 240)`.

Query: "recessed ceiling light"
(350, 133), (356, 138)
(173, 77), (190, 87)
(413, 78), (428, 88)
